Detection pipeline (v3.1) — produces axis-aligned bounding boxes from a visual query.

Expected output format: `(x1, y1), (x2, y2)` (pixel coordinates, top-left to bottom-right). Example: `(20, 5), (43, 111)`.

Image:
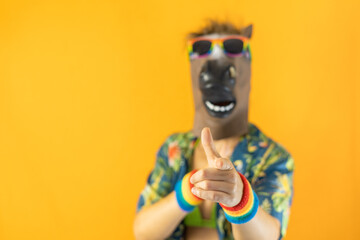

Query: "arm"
(134, 134), (189, 240)
(251, 144), (295, 240)
(134, 191), (187, 240)
(231, 141), (294, 240)
(231, 207), (280, 240)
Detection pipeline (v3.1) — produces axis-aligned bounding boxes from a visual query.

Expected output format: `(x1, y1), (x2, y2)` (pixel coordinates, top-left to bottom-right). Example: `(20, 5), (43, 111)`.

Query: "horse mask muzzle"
(200, 60), (237, 118)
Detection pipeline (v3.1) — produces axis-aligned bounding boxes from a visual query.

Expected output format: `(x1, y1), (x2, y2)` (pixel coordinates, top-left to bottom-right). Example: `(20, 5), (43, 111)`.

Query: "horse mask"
(189, 25), (253, 140)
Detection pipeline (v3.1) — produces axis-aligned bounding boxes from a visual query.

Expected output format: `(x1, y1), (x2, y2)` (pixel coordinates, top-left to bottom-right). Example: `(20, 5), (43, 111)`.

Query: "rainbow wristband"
(220, 172), (259, 224)
(175, 170), (203, 212)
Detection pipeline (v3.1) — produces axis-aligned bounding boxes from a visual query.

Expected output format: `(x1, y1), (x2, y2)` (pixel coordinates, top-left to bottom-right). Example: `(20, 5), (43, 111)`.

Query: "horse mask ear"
(241, 24), (253, 39)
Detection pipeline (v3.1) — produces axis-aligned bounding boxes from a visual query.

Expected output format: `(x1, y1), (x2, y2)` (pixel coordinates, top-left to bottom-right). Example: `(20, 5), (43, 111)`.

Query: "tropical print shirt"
(136, 123), (294, 240)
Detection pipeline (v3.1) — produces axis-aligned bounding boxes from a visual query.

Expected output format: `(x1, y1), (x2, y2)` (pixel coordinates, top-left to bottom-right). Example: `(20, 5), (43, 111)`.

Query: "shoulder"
(247, 123), (294, 171)
(248, 122), (291, 155)
(158, 131), (197, 154)
(155, 131), (197, 170)
(163, 131), (196, 146)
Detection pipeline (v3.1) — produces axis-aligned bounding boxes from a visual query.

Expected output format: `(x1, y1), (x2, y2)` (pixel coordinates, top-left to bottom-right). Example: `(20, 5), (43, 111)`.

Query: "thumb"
(201, 127), (221, 168)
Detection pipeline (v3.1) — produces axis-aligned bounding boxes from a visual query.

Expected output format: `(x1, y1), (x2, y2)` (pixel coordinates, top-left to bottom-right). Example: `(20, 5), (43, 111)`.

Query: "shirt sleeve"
(136, 137), (175, 213)
(251, 142), (295, 240)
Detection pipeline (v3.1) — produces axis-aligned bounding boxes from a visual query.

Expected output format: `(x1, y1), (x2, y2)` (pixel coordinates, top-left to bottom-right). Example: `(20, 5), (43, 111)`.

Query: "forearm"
(231, 206), (280, 240)
(133, 191), (187, 240)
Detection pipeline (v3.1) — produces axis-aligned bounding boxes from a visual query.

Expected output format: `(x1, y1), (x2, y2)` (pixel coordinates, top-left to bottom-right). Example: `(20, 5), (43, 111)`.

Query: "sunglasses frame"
(187, 35), (251, 60)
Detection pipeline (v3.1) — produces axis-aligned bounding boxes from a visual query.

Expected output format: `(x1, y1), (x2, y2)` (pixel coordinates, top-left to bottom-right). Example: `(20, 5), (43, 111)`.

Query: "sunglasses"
(187, 36), (251, 60)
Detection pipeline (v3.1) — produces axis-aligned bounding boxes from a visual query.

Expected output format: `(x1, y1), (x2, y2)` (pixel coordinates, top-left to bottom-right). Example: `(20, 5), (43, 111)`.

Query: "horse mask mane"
(189, 24), (253, 140)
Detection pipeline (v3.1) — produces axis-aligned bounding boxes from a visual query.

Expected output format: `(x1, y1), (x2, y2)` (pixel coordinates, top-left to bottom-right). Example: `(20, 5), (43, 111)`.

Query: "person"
(133, 20), (294, 240)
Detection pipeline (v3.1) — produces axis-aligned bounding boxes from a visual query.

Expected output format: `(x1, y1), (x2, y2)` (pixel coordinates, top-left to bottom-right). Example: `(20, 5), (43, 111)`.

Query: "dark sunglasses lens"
(223, 39), (244, 54)
(192, 40), (212, 56)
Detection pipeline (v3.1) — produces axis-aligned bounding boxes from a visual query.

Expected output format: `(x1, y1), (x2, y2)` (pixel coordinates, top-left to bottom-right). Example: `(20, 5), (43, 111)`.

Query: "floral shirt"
(136, 123), (294, 240)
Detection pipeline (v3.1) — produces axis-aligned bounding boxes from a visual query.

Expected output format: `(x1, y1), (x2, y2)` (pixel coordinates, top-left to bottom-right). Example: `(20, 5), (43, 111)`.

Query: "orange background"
(0, 0), (359, 239)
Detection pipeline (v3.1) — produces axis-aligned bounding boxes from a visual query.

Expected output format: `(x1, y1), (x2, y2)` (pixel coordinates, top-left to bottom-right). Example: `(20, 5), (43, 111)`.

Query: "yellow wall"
(0, 0), (359, 239)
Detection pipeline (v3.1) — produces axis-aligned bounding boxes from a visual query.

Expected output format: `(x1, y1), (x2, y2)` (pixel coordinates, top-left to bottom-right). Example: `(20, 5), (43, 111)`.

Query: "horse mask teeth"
(189, 25), (253, 140)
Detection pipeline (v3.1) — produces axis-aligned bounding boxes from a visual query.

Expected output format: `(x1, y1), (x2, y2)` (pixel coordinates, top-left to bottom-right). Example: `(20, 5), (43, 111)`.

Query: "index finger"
(201, 127), (221, 167)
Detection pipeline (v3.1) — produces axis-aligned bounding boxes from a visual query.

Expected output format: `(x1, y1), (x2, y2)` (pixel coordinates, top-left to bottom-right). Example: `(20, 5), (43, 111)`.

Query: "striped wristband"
(175, 170), (203, 212)
(220, 172), (259, 224)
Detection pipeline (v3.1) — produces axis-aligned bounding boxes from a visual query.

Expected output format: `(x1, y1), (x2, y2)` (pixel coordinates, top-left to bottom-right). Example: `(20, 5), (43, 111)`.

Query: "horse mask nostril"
(200, 72), (210, 82)
(228, 65), (236, 78)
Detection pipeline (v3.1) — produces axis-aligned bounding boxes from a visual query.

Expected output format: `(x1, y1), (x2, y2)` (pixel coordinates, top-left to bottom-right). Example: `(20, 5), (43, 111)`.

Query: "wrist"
(220, 172), (259, 224)
(175, 170), (203, 212)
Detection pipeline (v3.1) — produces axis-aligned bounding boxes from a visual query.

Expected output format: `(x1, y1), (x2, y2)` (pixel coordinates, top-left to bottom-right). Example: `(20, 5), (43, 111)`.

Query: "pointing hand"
(190, 128), (243, 207)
